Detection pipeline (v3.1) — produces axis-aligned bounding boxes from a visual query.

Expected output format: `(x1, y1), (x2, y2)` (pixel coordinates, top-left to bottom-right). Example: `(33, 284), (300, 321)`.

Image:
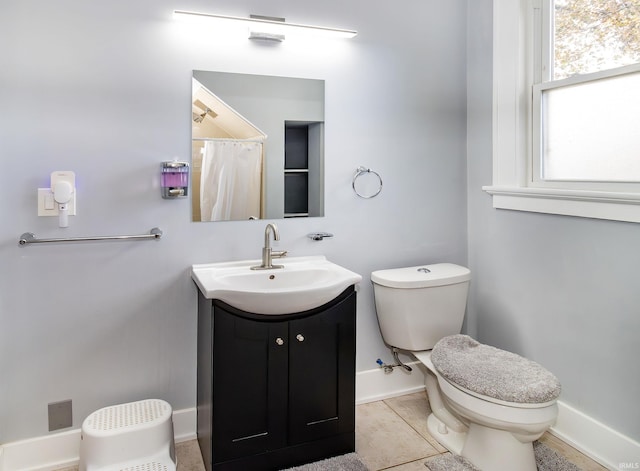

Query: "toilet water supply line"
(376, 348), (413, 373)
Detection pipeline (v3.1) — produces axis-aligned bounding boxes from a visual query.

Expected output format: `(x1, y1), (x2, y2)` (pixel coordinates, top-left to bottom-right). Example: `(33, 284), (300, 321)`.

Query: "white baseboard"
(550, 401), (640, 471)
(0, 408), (196, 471)
(355, 361), (426, 404)
(0, 429), (81, 471)
(171, 407), (197, 444)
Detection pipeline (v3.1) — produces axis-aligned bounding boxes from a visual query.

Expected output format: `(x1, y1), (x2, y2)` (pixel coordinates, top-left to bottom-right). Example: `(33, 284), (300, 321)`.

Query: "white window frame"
(483, 0), (640, 223)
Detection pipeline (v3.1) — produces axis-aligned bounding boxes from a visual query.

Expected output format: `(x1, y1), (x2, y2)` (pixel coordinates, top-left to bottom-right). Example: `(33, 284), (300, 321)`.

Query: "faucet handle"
(272, 250), (288, 259)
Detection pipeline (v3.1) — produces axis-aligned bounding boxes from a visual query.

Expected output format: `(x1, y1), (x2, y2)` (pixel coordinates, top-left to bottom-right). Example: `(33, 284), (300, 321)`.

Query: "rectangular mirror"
(192, 71), (325, 222)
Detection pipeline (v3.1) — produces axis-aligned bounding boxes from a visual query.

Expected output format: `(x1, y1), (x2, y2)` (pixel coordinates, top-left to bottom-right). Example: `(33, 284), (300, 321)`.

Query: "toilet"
(371, 263), (561, 471)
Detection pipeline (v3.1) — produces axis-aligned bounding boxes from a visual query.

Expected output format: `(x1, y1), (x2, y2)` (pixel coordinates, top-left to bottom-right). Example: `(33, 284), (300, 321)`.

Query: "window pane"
(542, 71), (640, 181)
(553, 0), (640, 80)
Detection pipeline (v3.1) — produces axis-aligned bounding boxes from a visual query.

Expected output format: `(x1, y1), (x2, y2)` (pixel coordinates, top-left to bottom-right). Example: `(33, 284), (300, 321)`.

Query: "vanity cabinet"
(197, 286), (356, 471)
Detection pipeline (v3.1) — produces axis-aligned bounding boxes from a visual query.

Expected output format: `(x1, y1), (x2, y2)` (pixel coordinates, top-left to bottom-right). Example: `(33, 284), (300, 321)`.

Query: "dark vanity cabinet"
(197, 286), (356, 471)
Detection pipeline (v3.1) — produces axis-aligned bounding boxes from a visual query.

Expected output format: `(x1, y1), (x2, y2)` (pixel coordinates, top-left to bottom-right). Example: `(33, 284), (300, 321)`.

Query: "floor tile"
(176, 439), (206, 471)
(384, 391), (448, 454)
(356, 401), (439, 470)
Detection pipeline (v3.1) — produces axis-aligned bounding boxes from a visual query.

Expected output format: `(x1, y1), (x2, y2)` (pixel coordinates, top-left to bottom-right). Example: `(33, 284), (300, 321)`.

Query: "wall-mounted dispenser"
(38, 171), (76, 227)
(161, 161), (189, 198)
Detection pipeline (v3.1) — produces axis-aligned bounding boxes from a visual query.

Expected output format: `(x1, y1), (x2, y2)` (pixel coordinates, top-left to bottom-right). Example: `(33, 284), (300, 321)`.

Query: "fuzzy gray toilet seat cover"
(431, 335), (561, 404)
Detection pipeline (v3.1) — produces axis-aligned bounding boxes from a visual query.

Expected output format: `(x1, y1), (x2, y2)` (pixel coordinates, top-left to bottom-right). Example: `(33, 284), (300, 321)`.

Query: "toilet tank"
(371, 263), (470, 351)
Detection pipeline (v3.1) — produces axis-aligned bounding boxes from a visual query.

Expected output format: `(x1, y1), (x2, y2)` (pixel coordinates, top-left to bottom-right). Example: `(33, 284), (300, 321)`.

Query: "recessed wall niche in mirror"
(192, 71), (325, 222)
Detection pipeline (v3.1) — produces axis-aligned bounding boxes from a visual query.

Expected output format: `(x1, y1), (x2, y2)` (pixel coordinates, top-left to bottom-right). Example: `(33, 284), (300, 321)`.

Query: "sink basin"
(191, 256), (362, 315)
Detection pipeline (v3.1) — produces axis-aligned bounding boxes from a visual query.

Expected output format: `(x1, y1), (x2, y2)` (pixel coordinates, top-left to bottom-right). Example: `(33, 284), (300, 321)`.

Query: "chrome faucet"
(251, 223), (288, 270)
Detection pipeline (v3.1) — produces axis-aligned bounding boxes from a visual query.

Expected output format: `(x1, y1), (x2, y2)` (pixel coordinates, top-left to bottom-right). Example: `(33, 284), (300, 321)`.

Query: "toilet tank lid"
(371, 263), (470, 289)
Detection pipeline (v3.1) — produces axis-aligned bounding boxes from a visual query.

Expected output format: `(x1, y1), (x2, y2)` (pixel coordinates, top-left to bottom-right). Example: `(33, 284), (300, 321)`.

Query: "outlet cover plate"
(48, 400), (73, 431)
(38, 188), (76, 217)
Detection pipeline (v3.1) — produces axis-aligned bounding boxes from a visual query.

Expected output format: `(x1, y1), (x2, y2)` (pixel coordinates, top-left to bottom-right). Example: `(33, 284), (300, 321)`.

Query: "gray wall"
(0, 0), (467, 442)
(466, 1), (640, 442)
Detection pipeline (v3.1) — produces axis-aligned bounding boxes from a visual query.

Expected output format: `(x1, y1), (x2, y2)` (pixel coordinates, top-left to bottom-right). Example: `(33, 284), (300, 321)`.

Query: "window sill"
(482, 186), (640, 223)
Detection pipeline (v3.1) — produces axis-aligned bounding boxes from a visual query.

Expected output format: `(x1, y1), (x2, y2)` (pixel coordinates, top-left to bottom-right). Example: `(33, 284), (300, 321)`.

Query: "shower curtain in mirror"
(200, 139), (263, 221)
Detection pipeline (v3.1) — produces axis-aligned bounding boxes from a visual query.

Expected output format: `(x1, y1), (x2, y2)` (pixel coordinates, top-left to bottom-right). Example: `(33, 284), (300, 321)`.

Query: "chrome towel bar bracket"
(19, 227), (163, 246)
(307, 232), (334, 241)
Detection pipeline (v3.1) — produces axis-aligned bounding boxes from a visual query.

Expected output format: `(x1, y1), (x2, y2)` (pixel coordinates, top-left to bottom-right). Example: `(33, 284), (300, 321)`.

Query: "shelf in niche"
(284, 120), (323, 218)
(284, 172), (308, 215)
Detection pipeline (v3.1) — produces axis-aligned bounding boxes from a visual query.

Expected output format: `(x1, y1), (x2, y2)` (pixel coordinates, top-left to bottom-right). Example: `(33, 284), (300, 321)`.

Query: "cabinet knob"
(296, 334), (305, 342)
(275, 337), (285, 346)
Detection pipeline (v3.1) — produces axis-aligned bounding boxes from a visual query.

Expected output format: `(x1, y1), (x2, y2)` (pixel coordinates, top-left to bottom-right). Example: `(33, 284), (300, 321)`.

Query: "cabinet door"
(212, 305), (288, 463)
(287, 291), (356, 444)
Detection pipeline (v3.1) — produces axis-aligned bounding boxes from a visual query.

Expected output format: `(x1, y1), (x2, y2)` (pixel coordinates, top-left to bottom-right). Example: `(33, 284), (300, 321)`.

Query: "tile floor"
(66, 392), (609, 471)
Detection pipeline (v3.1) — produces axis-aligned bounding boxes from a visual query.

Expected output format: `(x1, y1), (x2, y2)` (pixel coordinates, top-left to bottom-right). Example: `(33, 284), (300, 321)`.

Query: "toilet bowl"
(371, 264), (561, 471)
(415, 345), (559, 471)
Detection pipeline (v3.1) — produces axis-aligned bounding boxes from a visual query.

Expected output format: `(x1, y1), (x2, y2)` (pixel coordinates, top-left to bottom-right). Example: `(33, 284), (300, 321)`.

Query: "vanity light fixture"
(248, 15), (286, 43)
(173, 10), (357, 41)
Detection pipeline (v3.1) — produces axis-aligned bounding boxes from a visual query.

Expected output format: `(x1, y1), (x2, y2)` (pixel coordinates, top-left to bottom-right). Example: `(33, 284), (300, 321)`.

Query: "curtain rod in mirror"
(173, 10), (357, 41)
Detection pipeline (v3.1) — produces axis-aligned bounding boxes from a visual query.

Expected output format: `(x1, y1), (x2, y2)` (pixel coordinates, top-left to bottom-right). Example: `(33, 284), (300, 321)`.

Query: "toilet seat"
(437, 374), (559, 428)
(415, 350), (558, 425)
(441, 376), (558, 409)
(431, 335), (561, 405)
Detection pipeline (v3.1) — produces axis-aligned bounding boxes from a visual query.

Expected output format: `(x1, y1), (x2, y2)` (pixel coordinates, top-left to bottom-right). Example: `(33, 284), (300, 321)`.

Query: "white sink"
(191, 256), (362, 314)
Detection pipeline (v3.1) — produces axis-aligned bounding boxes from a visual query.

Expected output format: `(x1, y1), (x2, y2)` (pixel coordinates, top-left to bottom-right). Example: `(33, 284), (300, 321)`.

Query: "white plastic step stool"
(79, 399), (176, 471)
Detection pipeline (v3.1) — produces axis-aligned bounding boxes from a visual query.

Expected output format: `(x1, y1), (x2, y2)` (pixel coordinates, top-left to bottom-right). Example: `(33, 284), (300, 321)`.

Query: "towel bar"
(19, 227), (163, 246)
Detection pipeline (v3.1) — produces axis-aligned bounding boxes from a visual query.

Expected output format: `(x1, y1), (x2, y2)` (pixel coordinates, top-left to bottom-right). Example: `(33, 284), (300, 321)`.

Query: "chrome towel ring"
(352, 166), (383, 199)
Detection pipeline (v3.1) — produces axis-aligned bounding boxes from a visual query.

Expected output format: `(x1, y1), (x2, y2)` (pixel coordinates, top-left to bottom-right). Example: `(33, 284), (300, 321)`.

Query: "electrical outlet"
(38, 188), (76, 217)
(48, 399), (73, 431)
